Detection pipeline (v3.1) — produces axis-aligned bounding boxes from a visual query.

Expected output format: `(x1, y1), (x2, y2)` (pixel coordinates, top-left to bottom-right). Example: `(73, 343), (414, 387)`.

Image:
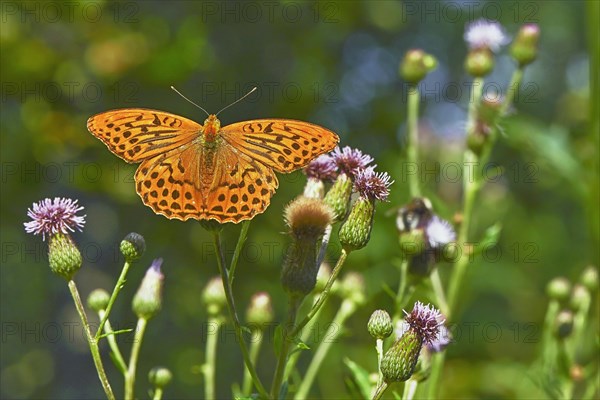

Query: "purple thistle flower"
(403, 301), (444, 345)
(464, 19), (509, 52)
(426, 323), (452, 352)
(331, 146), (374, 179)
(24, 197), (86, 241)
(426, 215), (456, 248)
(354, 167), (393, 201)
(303, 154), (338, 181)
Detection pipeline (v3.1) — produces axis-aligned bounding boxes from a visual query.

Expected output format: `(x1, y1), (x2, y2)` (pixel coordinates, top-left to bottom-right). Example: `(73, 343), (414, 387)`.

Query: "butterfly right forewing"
(87, 109), (202, 162)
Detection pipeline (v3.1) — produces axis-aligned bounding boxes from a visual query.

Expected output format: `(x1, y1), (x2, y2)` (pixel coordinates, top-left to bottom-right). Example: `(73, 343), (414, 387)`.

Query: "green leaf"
(343, 357), (373, 400)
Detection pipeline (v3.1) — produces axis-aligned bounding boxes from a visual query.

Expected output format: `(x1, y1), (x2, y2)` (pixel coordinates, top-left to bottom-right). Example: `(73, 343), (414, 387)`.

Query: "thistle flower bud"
(202, 276), (227, 316)
(580, 266), (598, 292)
(87, 288), (110, 312)
(246, 292), (274, 326)
(510, 24), (540, 66)
(132, 259), (164, 320)
(546, 277), (571, 302)
(120, 232), (146, 262)
(465, 48), (495, 77)
(339, 197), (375, 252)
(368, 310), (393, 340)
(48, 233), (83, 280)
(323, 173), (353, 222)
(148, 366), (172, 388)
(382, 302), (442, 382)
(569, 284), (590, 312)
(281, 197), (333, 299)
(399, 49), (437, 85)
(553, 310), (574, 339)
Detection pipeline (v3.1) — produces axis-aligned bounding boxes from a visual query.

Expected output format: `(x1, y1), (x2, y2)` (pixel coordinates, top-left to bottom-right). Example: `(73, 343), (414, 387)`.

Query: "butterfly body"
(87, 108), (339, 223)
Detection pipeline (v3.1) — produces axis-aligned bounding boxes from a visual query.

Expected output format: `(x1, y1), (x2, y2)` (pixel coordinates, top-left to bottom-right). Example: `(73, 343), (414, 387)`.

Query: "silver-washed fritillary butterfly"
(87, 89), (339, 223)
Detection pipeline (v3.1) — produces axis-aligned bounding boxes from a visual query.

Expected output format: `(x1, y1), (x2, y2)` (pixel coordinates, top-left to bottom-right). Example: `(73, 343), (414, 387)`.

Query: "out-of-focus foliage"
(1, 1), (597, 399)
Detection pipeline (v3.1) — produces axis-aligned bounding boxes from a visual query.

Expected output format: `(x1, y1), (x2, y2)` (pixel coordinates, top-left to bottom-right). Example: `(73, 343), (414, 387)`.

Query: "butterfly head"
(202, 114), (221, 141)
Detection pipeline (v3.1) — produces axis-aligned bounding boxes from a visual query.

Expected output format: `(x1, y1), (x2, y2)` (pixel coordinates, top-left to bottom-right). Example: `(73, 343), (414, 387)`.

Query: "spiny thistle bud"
(468, 95), (503, 155)
(120, 232), (146, 262)
(339, 168), (392, 252)
(553, 310), (574, 339)
(546, 277), (571, 302)
(399, 49), (437, 85)
(87, 288), (110, 312)
(381, 302), (442, 383)
(580, 266), (598, 292)
(202, 276), (227, 316)
(148, 366), (172, 388)
(132, 259), (164, 320)
(368, 310), (393, 340)
(465, 48), (495, 77)
(48, 233), (83, 280)
(510, 24), (540, 66)
(281, 197), (333, 299)
(339, 272), (366, 306)
(246, 292), (274, 327)
(323, 173), (353, 222)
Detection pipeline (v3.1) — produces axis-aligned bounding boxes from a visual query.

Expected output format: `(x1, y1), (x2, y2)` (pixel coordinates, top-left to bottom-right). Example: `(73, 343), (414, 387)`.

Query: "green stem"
(242, 328), (265, 396)
(96, 261), (132, 340)
(295, 299), (356, 399)
(212, 232), (268, 399)
(372, 381), (389, 400)
(290, 249), (349, 338)
(204, 316), (223, 400)
(125, 317), (148, 400)
(68, 280), (115, 400)
(375, 338), (384, 388)
(98, 309), (128, 374)
(501, 68), (524, 116)
(407, 84), (422, 198)
(229, 221), (251, 286)
(394, 259), (414, 320)
(403, 379), (418, 400)
(270, 296), (301, 399)
(152, 387), (164, 400)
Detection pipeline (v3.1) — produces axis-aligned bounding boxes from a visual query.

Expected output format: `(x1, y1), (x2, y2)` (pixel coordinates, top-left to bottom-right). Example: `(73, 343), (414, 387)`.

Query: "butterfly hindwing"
(220, 119), (339, 173)
(87, 109), (201, 162)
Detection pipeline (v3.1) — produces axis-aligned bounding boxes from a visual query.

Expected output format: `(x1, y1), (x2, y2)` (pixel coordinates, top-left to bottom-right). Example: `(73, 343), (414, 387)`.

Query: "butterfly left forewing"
(87, 109), (202, 162)
(219, 119), (339, 172)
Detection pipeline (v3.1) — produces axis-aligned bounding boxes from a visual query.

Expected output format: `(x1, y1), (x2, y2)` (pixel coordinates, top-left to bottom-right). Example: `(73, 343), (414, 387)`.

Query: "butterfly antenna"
(216, 87), (257, 117)
(170, 86), (210, 117)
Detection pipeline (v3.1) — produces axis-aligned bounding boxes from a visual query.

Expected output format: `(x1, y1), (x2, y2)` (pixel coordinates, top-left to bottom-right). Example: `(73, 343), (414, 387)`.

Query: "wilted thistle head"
(285, 196), (333, 240)
(281, 197), (333, 299)
(24, 197), (86, 241)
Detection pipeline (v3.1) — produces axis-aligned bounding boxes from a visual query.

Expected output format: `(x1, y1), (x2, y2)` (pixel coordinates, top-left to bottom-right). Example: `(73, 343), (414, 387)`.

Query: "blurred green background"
(1, 1), (598, 398)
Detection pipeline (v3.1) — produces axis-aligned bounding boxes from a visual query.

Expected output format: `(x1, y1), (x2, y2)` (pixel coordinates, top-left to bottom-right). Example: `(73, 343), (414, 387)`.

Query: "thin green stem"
(152, 387), (164, 400)
(212, 232), (268, 399)
(204, 316), (223, 400)
(295, 299), (356, 399)
(242, 328), (265, 396)
(407, 84), (422, 198)
(403, 379), (418, 400)
(229, 221), (251, 286)
(375, 338), (384, 388)
(372, 381), (389, 400)
(501, 68), (524, 116)
(125, 317), (148, 400)
(394, 259), (414, 320)
(96, 261), (132, 340)
(271, 297), (301, 399)
(68, 280), (115, 400)
(98, 309), (127, 374)
(290, 249), (349, 338)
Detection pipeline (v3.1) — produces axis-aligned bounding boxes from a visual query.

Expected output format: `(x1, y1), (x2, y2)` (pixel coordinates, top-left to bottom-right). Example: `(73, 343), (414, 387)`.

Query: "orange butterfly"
(87, 90), (339, 223)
